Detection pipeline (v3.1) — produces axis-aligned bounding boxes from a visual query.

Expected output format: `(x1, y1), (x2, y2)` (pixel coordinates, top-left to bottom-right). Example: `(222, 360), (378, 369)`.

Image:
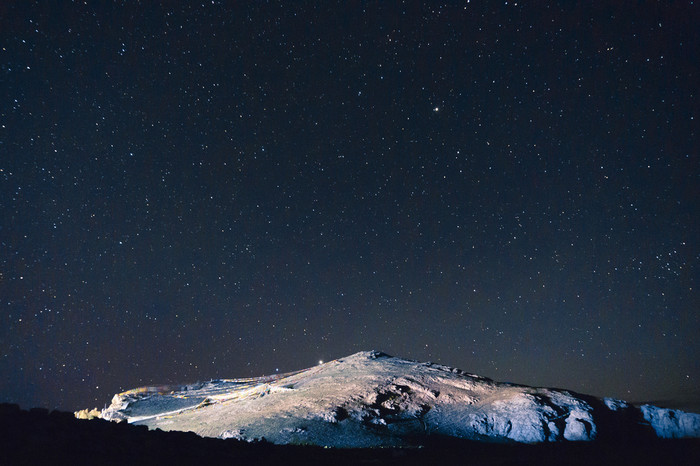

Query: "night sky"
(1, 1), (698, 413)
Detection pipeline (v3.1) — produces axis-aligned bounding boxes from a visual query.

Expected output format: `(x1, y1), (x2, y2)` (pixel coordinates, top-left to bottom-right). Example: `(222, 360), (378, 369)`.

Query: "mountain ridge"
(86, 350), (700, 447)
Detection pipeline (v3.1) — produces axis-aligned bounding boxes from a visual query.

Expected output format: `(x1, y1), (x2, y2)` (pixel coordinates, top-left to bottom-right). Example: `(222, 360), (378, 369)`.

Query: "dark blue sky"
(1, 1), (698, 412)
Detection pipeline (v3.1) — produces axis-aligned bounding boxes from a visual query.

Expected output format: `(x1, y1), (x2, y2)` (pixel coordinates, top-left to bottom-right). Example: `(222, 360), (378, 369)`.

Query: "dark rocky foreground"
(1, 403), (699, 466)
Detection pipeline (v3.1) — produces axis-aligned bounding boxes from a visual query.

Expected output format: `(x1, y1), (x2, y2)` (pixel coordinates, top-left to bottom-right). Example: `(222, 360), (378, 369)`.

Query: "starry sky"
(1, 1), (698, 413)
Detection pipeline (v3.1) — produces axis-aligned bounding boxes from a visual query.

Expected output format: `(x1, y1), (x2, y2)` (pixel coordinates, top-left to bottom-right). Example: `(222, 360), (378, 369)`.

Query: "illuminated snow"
(95, 351), (700, 447)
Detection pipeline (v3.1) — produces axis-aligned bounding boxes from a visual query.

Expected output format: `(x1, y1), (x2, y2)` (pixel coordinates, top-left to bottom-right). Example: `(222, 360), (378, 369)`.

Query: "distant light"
(318, 360), (324, 365)
(433, 106), (439, 112)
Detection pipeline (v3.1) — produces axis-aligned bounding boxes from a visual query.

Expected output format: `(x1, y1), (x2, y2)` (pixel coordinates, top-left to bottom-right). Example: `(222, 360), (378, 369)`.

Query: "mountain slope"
(93, 351), (700, 447)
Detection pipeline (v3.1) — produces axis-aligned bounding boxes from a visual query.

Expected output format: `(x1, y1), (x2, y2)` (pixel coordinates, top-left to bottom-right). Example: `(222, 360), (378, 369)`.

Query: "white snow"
(640, 404), (700, 439)
(603, 397), (629, 411)
(92, 350), (700, 447)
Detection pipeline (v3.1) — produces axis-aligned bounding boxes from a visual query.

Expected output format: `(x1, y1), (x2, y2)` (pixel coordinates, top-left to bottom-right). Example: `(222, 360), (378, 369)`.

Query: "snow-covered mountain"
(92, 351), (700, 447)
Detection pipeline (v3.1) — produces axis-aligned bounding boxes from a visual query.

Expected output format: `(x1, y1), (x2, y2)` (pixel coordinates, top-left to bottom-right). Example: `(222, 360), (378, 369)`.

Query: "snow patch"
(640, 405), (700, 439)
(603, 398), (629, 411)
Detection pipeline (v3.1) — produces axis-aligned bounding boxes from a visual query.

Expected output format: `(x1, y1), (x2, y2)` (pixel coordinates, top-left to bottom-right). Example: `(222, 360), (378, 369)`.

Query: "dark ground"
(1, 403), (699, 466)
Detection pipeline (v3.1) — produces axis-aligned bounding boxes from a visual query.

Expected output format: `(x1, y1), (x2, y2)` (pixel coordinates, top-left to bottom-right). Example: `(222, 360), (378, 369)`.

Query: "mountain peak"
(89, 352), (700, 447)
(361, 349), (391, 359)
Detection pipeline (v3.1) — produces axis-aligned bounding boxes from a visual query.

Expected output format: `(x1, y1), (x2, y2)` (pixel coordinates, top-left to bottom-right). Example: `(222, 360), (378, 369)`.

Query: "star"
(1, 0), (696, 414)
